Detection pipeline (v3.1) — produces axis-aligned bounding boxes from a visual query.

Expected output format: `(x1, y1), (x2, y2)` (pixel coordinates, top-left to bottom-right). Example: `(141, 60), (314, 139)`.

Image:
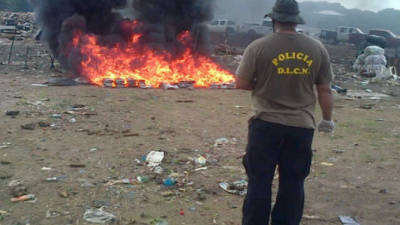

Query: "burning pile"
(33, 0), (236, 88)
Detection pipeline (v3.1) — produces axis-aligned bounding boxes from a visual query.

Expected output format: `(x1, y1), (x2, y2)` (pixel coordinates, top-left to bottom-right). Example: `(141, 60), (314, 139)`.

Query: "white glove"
(318, 120), (335, 133)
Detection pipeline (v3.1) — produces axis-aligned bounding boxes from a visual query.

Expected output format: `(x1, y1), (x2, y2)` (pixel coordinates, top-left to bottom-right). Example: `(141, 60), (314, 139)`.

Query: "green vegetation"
(0, 0), (33, 12)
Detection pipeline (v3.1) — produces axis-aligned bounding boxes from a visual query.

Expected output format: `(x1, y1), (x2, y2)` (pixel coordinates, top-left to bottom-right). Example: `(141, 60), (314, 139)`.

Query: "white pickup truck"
(208, 19), (237, 35)
(239, 19), (273, 35)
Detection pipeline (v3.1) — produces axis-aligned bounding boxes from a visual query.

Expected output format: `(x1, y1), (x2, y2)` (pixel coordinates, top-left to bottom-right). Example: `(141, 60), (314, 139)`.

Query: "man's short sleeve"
(315, 45), (334, 85)
(236, 45), (256, 82)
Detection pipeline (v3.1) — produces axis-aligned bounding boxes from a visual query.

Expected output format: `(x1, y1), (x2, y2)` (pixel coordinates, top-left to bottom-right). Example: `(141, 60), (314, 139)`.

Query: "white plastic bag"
(364, 46), (385, 56)
(353, 54), (366, 72)
(364, 55), (387, 66)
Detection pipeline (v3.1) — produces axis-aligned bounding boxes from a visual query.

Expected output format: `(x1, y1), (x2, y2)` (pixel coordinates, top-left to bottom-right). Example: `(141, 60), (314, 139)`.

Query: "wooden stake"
(8, 36), (15, 65)
(24, 46), (30, 69)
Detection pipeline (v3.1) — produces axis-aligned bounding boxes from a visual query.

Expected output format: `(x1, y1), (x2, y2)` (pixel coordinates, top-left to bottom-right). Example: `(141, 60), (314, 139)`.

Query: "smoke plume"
(33, 0), (215, 75)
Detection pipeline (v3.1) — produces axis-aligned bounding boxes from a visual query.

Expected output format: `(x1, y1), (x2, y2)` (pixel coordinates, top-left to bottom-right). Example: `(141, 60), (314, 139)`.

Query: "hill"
(215, 0), (400, 34)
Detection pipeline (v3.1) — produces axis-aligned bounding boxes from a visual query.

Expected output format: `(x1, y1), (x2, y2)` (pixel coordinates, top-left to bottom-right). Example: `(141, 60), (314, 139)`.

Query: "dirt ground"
(0, 37), (400, 225)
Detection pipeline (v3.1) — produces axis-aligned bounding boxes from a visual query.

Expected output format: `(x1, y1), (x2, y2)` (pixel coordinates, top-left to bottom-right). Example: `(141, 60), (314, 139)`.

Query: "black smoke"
(32, 0), (216, 74)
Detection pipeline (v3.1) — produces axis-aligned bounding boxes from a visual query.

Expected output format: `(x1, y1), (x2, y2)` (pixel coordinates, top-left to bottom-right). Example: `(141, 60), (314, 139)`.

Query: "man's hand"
(235, 77), (254, 91)
(316, 82), (334, 123)
(318, 120), (335, 133)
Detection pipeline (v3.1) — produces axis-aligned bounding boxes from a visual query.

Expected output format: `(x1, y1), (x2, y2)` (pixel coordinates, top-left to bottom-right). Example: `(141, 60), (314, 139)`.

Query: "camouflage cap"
(265, 0), (305, 24)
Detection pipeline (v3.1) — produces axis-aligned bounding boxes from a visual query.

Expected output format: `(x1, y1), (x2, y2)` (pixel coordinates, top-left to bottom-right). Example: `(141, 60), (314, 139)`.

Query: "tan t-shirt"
(236, 33), (333, 129)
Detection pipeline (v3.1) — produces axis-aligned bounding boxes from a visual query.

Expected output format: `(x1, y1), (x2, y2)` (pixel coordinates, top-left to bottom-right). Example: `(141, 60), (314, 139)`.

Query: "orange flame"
(72, 20), (235, 88)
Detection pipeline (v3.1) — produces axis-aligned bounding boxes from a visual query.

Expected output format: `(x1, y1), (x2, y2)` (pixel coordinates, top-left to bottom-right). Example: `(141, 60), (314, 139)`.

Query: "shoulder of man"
(299, 34), (325, 48)
(245, 34), (275, 53)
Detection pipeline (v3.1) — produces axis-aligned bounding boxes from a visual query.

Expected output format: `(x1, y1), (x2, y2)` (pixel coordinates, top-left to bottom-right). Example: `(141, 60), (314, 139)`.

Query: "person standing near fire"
(235, 0), (334, 225)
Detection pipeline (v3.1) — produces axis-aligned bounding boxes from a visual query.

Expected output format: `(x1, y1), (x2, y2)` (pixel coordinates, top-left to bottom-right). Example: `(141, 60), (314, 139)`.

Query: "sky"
(298, 0), (400, 11)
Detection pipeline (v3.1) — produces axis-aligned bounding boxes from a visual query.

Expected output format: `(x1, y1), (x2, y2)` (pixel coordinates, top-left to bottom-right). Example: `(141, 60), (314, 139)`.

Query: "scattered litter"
(32, 83), (48, 87)
(219, 180), (248, 196)
(360, 104), (374, 109)
(137, 176), (150, 183)
(194, 167), (208, 172)
(338, 216), (360, 225)
(153, 166), (164, 174)
(50, 114), (62, 119)
(321, 162), (334, 167)
(346, 90), (390, 100)
(80, 180), (96, 188)
(151, 219), (169, 225)
(69, 163), (86, 168)
(332, 84), (348, 94)
(45, 176), (66, 182)
(21, 123), (36, 130)
(214, 137), (229, 147)
(41, 167), (52, 171)
(83, 208), (116, 224)
(27, 100), (46, 106)
(11, 194), (35, 203)
(58, 190), (69, 198)
(65, 111), (97, 116)
(146, 151), (165, 167)
(38, 121), (51, 127)
(46, 209), (63, 218)
(160, 191), (175, 197)
(5, 110), (20, 116)
(303, 215), (321, 220)
(105, 178), (135, 186)
(194, 156), (207, 166)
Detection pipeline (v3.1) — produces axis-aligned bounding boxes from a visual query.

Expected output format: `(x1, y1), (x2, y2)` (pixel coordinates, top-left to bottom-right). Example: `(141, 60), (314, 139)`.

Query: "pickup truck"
(238, 19), (273, 36)
(368, 29), (400, 48)
(208, 19), (237, 35)
(319, 26), (365, 45)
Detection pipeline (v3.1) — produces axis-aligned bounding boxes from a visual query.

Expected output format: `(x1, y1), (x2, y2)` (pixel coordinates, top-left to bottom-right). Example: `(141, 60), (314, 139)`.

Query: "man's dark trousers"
(242, 119), (314, 225)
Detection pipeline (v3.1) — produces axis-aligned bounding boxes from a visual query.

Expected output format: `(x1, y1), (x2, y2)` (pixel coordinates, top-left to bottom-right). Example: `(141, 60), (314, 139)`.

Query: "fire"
(71, 20), (235, 88)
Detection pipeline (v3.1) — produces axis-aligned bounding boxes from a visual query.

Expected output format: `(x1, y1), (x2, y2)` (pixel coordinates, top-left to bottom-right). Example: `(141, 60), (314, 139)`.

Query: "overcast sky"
(298, 0), (400, 11)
